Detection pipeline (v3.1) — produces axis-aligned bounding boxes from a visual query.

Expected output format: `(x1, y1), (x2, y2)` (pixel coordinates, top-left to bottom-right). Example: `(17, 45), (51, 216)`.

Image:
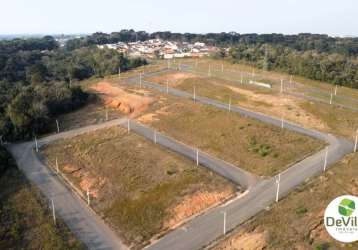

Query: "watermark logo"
(339, 198), (355, 217)
(324, 195), (358, 243)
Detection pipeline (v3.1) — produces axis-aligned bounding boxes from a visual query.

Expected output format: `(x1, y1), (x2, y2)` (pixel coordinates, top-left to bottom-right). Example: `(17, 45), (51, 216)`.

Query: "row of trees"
(227, 44), (358, 88)
(65, 30), (358, 56)
(65, 30), (357, 88)
(0, 36), (147, 141)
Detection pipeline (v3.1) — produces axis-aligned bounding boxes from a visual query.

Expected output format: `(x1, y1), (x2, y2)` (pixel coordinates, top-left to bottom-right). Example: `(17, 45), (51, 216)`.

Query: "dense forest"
(67, 30), (358, 88)
(226, 44), (358, 88)
(0, 36), (147, 142)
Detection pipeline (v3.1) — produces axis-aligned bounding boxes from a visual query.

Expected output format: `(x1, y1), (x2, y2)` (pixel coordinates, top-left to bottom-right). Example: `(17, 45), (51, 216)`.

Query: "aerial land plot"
(49, 95), (123, 133)
(172, 58), (358, 110)
(95, 78), (324, 177)
(144, 70), (358, 139)
(213, 153), (358, 250)
(42, 127), (236, 249)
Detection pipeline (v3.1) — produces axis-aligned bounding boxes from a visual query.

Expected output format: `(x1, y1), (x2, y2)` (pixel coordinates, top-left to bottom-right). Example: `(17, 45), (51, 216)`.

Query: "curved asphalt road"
(124, 70), (353, 250)
(5, 68), (354, 250)
(7, 118), (129, 250)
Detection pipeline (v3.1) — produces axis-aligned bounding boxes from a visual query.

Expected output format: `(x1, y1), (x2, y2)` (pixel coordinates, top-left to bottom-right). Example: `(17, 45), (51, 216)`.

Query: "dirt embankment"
(165, 189), (234, 230)
(214, 228), (268, 250)
(91, 81), (154, 117)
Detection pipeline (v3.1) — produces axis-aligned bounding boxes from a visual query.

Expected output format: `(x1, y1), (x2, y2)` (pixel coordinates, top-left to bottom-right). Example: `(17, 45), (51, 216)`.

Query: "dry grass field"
(42, 126), (236, 249)
(88, 76), (324, 177)
(145, 69), (358, 139)
(0, 166), (84, 250)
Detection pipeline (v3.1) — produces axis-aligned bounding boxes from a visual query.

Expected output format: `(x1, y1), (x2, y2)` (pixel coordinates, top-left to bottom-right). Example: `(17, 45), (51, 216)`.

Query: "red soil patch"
(91, 81), (154, 116)
(165, 189), (234, 229)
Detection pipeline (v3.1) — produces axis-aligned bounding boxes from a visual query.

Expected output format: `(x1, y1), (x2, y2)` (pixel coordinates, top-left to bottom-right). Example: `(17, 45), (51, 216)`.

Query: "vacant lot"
(213, 153), (358, 250)
(42, 127), (235, 249)
(49, 95), (123, 134)
(145, 70), (358, 139)
(0, 166), (84, 250)
(129, 85), (323, 176)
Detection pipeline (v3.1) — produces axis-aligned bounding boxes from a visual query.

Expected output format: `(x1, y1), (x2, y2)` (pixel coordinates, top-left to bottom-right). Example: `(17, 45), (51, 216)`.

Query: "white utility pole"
(240, 73), (243, 84)
(35, 136), (39, 152)
(105, 110), (109, 121)
(280, 79), (284, 93)
(228, 96), (232, 112)
(166, 80), (169, 94)
(193, 86), (196, 102)
(87, 188), (90, 206)
(334, 85), (338, 96)
(275, 174), (281, 202)
(139, 73), (142, 88)
(51, 199), (56, 225)
(354, 129), (358, 153)
(330, 92), (333, 105)
(196, 149), (199, 166)
(56, 119), (60, 133)
(281, 115), (284, 129)
(221, 211), (227, 235)
(127, 118), (130, 133)
(118, 67), (121, 78)
(324, 148), (328, 172)
(154, 131), (157, 144)
(55, 157), (59, 173)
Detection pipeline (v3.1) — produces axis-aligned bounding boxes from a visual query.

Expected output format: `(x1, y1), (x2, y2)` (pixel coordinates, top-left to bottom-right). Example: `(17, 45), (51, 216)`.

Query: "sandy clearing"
(91, 81), (154, 117)
(214, 230), (268, 250)
(222, 84), (326, 130)
(137, 105), (172, 123)
(147, 72), (198, 87)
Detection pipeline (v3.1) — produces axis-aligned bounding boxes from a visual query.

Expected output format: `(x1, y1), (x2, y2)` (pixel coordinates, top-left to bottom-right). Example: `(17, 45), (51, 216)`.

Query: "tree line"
(0, 36), (147, 141)
(226, 44), (358, 88)
(66, 30), (358, 88)
(66, 30), (358, 56)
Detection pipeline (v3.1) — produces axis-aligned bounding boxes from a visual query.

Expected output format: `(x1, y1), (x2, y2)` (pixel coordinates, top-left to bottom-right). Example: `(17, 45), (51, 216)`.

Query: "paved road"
(5, 68), (354, 250)
(7, 118), (128, 250)
(123, 71), (354, 250)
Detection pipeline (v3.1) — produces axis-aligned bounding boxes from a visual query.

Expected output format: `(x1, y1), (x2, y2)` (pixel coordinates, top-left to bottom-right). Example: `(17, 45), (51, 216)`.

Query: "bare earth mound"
(91, 81), (154, 116)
